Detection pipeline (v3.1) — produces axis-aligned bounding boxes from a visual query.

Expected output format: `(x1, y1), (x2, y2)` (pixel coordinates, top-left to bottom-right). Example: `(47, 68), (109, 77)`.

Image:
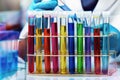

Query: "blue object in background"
(0, 49), (7, 76)
(68, 22), (75, 74)
(0, 23), (6, 31)
(0, 31), (19, 79)
(0, 49), (18, 80)
(0, 46), (18, 79)
(0, 31), (19, 40)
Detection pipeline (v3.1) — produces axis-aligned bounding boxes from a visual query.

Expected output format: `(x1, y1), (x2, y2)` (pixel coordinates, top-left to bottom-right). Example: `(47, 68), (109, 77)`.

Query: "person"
(19, 0), (120, 60)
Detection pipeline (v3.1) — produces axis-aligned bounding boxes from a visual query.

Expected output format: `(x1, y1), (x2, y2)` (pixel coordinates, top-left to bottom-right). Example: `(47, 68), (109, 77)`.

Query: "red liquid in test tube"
(28, 24), (34, 73)
(51, 22), (59, 73)
(44, 28), (51, 73)
(94, 28), (101, 74)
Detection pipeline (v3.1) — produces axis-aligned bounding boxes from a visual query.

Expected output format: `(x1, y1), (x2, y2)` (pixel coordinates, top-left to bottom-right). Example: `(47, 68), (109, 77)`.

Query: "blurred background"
(0, 1), (30, 79)
(0, 0), (31, 31)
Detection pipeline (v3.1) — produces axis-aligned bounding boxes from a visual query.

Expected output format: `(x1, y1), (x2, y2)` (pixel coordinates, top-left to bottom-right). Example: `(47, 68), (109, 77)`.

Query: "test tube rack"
(26, 11), (117, 76)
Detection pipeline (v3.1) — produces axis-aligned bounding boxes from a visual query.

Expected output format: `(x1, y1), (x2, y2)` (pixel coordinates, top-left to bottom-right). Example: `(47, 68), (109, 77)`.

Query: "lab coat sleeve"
(94, 0), (120, 32)
(107, 0), (120, 32)
(19, 23), (28, 39)
(110, 15), (120, 32)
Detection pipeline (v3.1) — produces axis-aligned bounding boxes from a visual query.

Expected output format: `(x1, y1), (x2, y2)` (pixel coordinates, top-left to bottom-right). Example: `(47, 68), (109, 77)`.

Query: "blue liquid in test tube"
(85, 27), (91, 73)
(102, 22), (109, 74)
(68, 17), (75, 74)
(84, 14), (92, 73)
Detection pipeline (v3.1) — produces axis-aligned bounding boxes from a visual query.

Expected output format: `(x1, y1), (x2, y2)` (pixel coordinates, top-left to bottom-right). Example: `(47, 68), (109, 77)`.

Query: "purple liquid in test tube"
(85, 27), (91, 73)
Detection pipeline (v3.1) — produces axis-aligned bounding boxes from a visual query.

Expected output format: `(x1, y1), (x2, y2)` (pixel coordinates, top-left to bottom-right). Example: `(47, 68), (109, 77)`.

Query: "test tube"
(28, 15), (35, 73)
(35, 13), (42, 73)
(102, 12), (109, 74)
(44, 14), (51, 73)
(76, 13), (83, 74)
(68, 15), (75, 74)
(51, 14), (59, 73)
(93, 15), (101, 74)
(84, 12), (92, 73)
(60, 13), (67, 74)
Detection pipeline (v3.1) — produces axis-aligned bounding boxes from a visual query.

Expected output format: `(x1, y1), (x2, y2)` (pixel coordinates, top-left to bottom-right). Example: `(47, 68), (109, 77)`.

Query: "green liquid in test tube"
(77, 23), (83, 73)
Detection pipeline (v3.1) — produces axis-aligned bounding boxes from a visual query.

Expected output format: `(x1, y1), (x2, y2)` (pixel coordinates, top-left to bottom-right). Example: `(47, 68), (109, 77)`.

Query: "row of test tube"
(27, 11), (110, 75)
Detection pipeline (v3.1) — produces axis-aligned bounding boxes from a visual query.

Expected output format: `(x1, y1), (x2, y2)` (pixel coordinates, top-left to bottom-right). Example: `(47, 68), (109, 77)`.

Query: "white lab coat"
(55, 0), (120, 31)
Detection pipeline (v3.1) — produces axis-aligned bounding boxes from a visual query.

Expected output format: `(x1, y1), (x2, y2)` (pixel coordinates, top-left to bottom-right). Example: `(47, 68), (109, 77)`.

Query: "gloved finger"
(68, 13), (77, 21)
(34, 0), (42, 3)
(33, 0), (58, 10)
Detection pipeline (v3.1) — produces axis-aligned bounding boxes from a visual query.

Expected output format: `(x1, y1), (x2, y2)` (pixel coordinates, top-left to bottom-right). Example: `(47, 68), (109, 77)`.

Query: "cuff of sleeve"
(110, 15), (120, 32)
(19, 23), (28, 39)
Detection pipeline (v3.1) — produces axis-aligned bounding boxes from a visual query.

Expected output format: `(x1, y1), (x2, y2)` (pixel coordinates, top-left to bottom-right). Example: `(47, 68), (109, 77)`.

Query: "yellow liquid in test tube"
(60, 25), (67, 74)
(36, 28), (42, 73)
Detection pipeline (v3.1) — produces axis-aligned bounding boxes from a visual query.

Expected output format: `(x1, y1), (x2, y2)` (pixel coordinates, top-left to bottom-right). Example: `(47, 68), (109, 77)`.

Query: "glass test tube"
(35, 14), (42, 73)
(60, 16), (67, 74)
(44, 15), (51, 73)
(84, 17), (91, 73)
(51, 16), (59, 73)
(93, 16), (101, 74)
(77, 17), (83, 74)
(102, 16), (109, 74)
(28, 16), (35, 73)
(68, 17), (75, 74)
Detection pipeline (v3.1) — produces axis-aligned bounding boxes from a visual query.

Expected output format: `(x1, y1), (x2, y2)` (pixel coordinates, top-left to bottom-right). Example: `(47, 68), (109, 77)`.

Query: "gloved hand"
(94, 23), (120, 58)
(92, 23), (120, 58)
(29, 0), (58, 10)
(109, 24), (120, 57)
(19, 0), (58, 60)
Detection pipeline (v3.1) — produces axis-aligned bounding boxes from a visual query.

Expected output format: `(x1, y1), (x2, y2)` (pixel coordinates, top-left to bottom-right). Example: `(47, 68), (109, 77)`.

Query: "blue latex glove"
(94, 23), (120, 58)
(91, 23), (120, 57)
(109, 24), (120, 57)
(29, 0), (58, 10)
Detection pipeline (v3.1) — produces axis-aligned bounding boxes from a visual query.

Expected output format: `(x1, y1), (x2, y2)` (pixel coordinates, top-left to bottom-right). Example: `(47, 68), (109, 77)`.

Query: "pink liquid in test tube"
(51, 21), (59, 73)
